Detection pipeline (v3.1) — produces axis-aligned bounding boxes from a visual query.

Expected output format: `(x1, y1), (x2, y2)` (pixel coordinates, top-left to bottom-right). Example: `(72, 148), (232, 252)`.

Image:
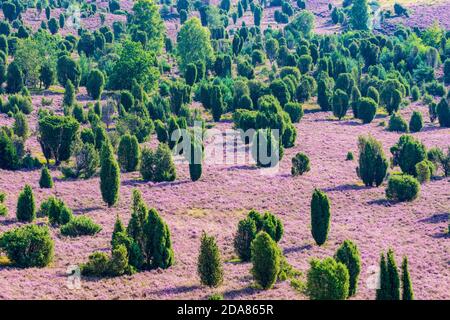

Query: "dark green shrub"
(367, 86), (380, 104)
(390, 135), (426, 176)
(251, 231), (281, 290)
(306, 257), (350, 300)
(376, 249), (400, 300)
(284, 102), (303, 123)
(13, 112), (29, 139)
(39, 167), (53, 188)
(411, 86), (420, 102)
(311, 189), (331, 246)
(0, 130), (19, 170)
(386, 174), (420, 202)
(40, 196), (73, 225)
(38, 114), (80, 165)
(388, 113), (408, 132)
(208, 293), (224, 300)
(117, 134), (140, 172)
(148, 208), (175, 269)
(409, 111), (423, 133)
(334, 240), (361, 297)
(154, 120), (168, 143)
(0, 224), (54, 268)
(211, 85), (224, 122)
(189, 139), (203, 182)
(401, 256), (414, 300)
(291, 152), (310, 176)
(140, 144), (176, 182)
(317, 77), (333, 111)
(100, 141), (120, 207)
(332, 89), (349, 120)
(251, 129), (283, 168)
(415, 160), (433, 183)
(346, 151), (354, 161)
(234, 217), (257, 262)
(80, 251), (110, 276)
(185, 63), (197, 86)
(0, 192), (7, 217)
(63, 80), (75, 107)
(60, 216), (102, 237)
(86, 69), (105, 100)
(108, 244), (129, 276)
(6, 62), (24, 94)
(357, 97), (377, 124)
(197, 232), (223, 287)
(357, 135), (388, 187)
(120, 90), (134, 111)
(16, 184), (35, 222)
(436, 98), (450, 127)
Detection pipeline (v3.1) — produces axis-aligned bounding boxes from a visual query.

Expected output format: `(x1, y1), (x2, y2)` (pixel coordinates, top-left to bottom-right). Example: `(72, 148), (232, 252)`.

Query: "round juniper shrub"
(291, 152), (310, 176)
(367, 86), (380, 104)
(81, 251), (110, 277)
(415, 160), (434, 184)
(306, 257), (349, 300)
(386, 174), (420, 202)
(357, 97), (377, 124)
(251, 231), (281, 290)
(60, 216), (102, 237)
(16, 184), (35, 222)
(346, 151), (354, 161)
(39, 167), (53, 188)
(436, 97), (450, 128)
(391, 135), (427, 176)
(388, 113), (409, 132)
(0, 224), (54, 268)
(284, 102), (304, 123)
(409, 111), (423, 133)
(120, 90), (134, 111)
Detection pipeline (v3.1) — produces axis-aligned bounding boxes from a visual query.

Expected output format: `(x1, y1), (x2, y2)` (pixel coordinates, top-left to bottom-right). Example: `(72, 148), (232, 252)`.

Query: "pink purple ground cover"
(0, 98), (449, 299)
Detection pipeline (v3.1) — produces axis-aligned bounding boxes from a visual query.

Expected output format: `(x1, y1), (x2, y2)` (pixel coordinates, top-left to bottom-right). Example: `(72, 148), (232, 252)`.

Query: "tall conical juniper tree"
(197, 232), (224, 287)
(100, 140), (120, 207)
(376, 249), (400, 300)
(16, 184), (36, 222)
(311, 189), (331, 246)
(334, 240), (361, 297)
(148, 209), (174, 269)
(401, 256), (414, 300)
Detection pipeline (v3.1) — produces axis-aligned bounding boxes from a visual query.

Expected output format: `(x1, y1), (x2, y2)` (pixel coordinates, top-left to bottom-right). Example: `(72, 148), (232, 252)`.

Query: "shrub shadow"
(418, 213), (448, 224)
(322, 184), (366, 192)
(283, 244), (312, 255)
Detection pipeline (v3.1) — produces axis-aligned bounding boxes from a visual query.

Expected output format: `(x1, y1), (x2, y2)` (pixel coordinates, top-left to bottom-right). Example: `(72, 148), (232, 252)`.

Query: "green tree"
(334, 240), (361, 296)
(16, 184), (36, 222)
(251, 231), (281, 289)
(38, 115), (80, 165)
(86, 69), (105, 100)
(130, 0), (165, 52)
(311, 189), (331, 246)
(401, 256), (414, 300)
(306, 257), (350, 300)
(108, 39), (159, 91)
(148, 209), (174, 269)
(357, 135), (388, 187)
(351, 0), (369, 30)
(234, 217), (257, 262)
(177, 17), (214, 73)
(13, 112), (29, 139)
(197, 232), (224, 287)
(100, 140), (120, 207)
(39, 167), (53, 188)
(332, 89), (349, 120)
(6, 61), (24, 94)
(117, 134), (140, 172)
(63, 80), (75, 106)
(377, 249), (400, 300)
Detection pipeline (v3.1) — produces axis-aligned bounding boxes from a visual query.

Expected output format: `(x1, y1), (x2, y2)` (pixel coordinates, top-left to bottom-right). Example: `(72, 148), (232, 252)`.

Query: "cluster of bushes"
(81, 189), (174, 277)
(0, 224), (54, 268)
(376, 249), (414, 300)
(234, 209), (284, 262)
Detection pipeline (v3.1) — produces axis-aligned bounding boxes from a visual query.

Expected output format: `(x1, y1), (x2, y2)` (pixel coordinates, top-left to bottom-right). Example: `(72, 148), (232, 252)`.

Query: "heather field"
(0, 0), (449, 302)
